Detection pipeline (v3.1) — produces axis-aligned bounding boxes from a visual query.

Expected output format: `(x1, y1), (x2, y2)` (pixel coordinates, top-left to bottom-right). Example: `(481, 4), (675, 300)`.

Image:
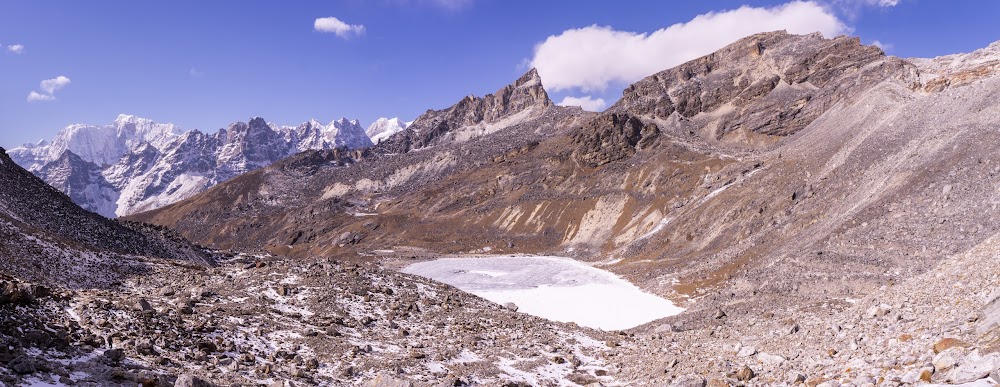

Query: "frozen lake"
(402, 255), (684, 331)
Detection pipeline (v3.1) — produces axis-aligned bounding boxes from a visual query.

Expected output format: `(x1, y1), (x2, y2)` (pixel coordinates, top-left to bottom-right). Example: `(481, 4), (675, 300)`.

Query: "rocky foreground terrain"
(2, 247), (997, 386)
(3, 31), (1000, 386)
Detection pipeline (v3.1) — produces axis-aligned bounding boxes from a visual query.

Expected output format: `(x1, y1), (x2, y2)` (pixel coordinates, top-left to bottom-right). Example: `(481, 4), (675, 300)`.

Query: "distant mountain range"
(8, 114), (408, 217)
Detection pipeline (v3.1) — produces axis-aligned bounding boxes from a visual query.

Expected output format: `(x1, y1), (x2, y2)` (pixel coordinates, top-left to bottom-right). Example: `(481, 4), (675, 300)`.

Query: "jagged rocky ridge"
(378, 68), (553, 153)
(9, 115), (374, 217)
(128, 31), (1000, 385)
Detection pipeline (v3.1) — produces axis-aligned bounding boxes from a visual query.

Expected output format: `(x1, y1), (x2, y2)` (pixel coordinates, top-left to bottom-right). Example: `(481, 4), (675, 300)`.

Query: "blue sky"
(1, 0), (999, 148)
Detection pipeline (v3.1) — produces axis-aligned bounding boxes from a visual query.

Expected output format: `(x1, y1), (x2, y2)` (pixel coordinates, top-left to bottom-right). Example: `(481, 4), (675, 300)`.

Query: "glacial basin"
(402, 255), (683, 331)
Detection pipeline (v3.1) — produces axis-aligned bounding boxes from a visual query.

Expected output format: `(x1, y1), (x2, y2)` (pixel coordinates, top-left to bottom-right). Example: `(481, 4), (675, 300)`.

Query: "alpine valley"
(2, 30), (1000, 387)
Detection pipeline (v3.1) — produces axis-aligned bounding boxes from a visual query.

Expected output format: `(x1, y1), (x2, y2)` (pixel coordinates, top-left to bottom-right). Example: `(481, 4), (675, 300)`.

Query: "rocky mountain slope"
(0, 146), (211, 288)
(129, 31), (1000, 385)
(9, 115), (373, 217)
(0, 146), (622, 386)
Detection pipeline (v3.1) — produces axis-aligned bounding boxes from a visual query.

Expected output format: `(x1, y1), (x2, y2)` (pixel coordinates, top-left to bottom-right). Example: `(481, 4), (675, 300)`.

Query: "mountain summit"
(365, 117), (410, 144)
(379, 68), (553, 153)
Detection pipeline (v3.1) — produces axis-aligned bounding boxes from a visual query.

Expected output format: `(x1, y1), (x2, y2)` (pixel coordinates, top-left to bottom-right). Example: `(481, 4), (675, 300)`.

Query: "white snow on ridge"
(402, 255), (684, 331)
(366, 117), (409, 144)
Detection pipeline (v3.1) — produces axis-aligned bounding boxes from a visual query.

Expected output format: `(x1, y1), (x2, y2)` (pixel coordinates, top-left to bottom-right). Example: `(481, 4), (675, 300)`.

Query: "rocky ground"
(616, 234), (1000, 386)
(3, 242), (997, 386)
(1, 252), (628, 386)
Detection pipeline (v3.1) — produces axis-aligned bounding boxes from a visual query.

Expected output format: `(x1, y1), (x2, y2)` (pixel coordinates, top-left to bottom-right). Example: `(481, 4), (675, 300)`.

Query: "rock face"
(611, 31), (918, 140)
(34, 150), (119, 217)
(912, 40), (1000, 92)
(572, 113), (660, 167)
(9, 115), (374, 217)
(380, 68), (552, 153)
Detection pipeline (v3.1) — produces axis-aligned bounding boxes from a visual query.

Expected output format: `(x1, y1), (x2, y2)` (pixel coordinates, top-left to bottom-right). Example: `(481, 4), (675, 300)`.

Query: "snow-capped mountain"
(10, 114), (183, 170)
(8, 115), (375, 217)
(365, 117), (410, 144)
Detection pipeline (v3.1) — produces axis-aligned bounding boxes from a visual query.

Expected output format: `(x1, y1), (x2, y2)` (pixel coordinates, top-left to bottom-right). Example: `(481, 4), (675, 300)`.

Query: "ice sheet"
(403, 255), (683, 330)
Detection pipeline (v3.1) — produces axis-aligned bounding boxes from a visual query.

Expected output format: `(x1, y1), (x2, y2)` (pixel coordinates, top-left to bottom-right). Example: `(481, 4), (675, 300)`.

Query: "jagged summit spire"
(516, 68), (542, 87)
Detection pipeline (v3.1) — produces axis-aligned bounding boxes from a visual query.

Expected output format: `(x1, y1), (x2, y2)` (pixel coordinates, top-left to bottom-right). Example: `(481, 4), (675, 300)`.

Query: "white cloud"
(557, 96), (607, 112)
(314, 17), (365, 38)
(27, 91), (54, 102)
(7, 44), (24, 54)
(529, 1), (848, 92)
(27, 76), (71, 103)
(40, 76), (71, 94)
(871, 40), (893, 51)
(189, 67), (205, 77)
(836, 0), (899, 7)
(830, 0), (900, 19)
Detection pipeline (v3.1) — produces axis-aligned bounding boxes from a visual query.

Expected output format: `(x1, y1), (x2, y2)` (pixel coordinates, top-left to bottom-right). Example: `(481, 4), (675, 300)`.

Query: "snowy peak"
(322, 117), (373, 150)
(113, 113), (150, 127)
(224, 117), (278, 143)
(333, 117), (360, 128)
(366, 117), (410, 144)
(8, 114), (181, 170)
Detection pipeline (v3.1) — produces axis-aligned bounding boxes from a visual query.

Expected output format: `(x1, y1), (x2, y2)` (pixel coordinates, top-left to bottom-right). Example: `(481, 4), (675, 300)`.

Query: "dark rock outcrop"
(573, 113), (660, 167)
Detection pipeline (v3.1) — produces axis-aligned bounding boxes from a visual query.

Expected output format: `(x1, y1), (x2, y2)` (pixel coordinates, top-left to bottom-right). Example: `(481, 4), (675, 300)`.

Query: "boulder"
(756, 352), (786, 367)
(368, 372), (415, 387)
(933, 348), (965, 372)
(174, 373), (215, 387)
(947, 350), (1000, 384)
(670, 374), (706, 387)
(934, 338), (972, 354)
(736, 345), (756, 357)
(104, 348), (124, 362)
(8, 356), (35, 375)
(735, 365), (755, 381)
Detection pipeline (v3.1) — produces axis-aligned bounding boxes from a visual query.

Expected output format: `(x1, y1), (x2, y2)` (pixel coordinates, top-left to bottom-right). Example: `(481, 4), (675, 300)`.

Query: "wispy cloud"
(27, 76), (71, 103)
(529, 1), (848, 92)
(835, 0), (900, 8)
(387, 0), (474, 10)
(314, 17), (365, 39)
(871, 40), (894, 52)
(829, 0), (901, 19)
(557, 96), (607, 112)
(425, 0), (473, 10)
(7, 44), (24, 54)
(189, 67), (205, 78)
